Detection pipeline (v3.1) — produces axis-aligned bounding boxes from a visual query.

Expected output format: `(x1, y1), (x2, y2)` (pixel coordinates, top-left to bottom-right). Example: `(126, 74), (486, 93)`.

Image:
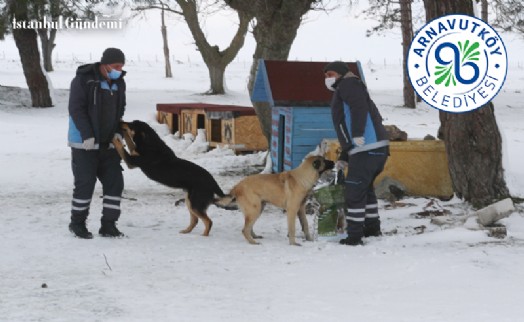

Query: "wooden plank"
(234, 116), (268, 151)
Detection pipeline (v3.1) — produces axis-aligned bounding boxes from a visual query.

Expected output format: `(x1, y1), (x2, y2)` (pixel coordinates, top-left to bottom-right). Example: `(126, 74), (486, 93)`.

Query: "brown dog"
(216, 156), (334, 245)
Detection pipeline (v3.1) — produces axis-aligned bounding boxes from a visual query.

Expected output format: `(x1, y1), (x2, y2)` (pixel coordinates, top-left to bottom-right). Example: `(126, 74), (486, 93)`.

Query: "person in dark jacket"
(324, 61), (389, 246)
(68, 48), (127, 239)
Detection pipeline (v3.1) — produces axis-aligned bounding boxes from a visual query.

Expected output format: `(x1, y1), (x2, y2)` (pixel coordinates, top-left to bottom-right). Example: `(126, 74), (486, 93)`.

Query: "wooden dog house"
(251, 59), (366, 172)
(156, 103), (268, 152)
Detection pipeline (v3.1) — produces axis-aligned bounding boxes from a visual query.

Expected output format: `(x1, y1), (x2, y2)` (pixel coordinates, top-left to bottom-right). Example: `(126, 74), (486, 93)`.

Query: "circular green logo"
(407, 14), (507, 113)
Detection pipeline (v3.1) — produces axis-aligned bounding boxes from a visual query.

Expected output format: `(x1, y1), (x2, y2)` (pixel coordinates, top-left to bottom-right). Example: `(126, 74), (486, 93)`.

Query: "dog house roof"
(156, 103), (257, 117)
(252, 60), (365, 107)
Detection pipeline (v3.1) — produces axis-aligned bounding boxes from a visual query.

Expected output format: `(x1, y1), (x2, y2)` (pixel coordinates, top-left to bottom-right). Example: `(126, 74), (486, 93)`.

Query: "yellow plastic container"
(323, 139), (454, 198)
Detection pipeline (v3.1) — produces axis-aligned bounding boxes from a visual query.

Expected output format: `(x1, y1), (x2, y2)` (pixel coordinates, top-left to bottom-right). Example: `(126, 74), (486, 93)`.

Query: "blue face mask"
(108, 69), (122, 80)
(106, 66), (122, 80)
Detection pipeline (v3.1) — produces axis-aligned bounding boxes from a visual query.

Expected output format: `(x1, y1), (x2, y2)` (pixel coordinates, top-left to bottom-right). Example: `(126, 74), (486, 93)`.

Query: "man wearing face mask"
(67, 47), (127, 239)
(324, 61), (389, 246)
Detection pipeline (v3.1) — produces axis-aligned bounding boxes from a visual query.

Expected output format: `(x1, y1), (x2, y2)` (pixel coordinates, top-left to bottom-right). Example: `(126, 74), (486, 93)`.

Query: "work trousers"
(343, 147), (388, 240)
(70, 148), (123, 223)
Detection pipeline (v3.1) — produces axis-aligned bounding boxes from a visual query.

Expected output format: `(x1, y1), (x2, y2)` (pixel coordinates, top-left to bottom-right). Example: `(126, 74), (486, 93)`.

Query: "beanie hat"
(323, 61), (349, 76)
(100, 48), (125, 65)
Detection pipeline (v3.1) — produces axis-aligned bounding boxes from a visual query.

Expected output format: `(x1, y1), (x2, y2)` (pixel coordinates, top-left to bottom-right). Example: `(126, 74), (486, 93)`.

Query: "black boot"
(69, 221), (93, 239)
(342, 220), (364, 246)
(339, 236), (363, 246)
(364, 227), (382, 237)
(364, 218), (382, 237)
(99, 221), (125, 237)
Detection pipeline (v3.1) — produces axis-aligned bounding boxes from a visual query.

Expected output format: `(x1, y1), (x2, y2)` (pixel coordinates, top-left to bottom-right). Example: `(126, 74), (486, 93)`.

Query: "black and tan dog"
(216, 156), (335, 245)
(113, 120), (228, 236)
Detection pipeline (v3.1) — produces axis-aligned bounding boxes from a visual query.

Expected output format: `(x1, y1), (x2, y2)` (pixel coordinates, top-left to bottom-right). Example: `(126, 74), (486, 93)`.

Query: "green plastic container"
(313, 185), (346, 236)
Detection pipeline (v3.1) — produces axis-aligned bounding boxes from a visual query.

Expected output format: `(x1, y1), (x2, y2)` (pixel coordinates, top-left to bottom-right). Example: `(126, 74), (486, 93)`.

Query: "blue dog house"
(251, 60), (365, 172)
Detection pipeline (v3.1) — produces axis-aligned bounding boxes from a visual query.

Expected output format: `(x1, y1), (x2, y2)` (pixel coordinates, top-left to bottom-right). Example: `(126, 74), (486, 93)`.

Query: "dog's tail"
(214, 194), (238, 211)
(212, 178), (227, 198)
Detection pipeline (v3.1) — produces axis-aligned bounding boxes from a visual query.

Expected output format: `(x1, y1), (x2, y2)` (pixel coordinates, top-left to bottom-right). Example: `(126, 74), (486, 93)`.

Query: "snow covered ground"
(1, 56), (524, 322)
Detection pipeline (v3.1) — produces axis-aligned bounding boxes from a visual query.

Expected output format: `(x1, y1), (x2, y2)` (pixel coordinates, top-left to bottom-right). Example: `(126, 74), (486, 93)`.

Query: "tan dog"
(216, 156), (335, 245)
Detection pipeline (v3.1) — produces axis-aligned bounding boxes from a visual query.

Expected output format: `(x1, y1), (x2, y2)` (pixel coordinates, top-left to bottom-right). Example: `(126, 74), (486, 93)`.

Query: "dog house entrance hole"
(211, 119), (222, 142)
(197, 114), (205, 129)
(278, 115), (285, 172)
(172, 114), (179, 134)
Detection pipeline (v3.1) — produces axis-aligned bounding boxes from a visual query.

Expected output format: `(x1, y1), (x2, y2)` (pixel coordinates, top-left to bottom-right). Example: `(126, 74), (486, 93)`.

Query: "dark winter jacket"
(67, 63), (126, 149)
(330, 72), (388, 161)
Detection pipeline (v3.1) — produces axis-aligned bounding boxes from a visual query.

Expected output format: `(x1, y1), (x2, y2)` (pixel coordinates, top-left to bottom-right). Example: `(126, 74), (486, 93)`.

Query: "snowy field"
(1, 56), (524, 322)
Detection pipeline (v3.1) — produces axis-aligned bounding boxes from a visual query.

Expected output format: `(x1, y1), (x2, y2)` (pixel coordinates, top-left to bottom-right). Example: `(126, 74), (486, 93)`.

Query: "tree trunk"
(481, 0), (488, 22)
(225, 0), (315, 141)
(246, 2), (311, 93)
(161, 6), (173, 78)
(248, 16), (304, 140)
(423, 0), (510, 208)
(208, 64), (226, 95)
(9, 0), (53, 108)
(442, 103), (509, 208)
(37, 28), (56, 72)
(400, 0), (415, 108)
(12, 27), (53, 107)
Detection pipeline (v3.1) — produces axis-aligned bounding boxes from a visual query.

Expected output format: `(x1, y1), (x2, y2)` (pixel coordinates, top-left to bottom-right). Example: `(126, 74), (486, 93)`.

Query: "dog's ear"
(312, 158), (322, 170)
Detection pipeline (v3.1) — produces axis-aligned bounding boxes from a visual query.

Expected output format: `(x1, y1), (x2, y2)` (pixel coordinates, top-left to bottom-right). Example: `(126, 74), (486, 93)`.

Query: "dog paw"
(290, 241), (302, 246)
(179, 229), (191, 234)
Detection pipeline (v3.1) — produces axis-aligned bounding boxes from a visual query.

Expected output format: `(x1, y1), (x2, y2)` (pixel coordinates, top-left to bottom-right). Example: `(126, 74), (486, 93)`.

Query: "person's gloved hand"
(353, 136), (365, 147)
(82, 137), (95, 150)
(335, 160), (348, 171)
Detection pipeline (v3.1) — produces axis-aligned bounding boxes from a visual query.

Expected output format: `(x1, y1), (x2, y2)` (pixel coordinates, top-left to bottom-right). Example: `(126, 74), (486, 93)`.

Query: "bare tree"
(400, 0), (415, 108)
(491, 0), (524, 35)
(33, 0), (59, 72)
(175, 0), (251, 94)
(423, 0), (510, 208)
(134, 0), (251, 94)
(132, 0), (173, 78)
(2, 0), (114, 74)
(360, 0), (417, 108)
(160, 3), (172, 78)
(361, 0), (401, 37)
(5, 0), (52, 107)
(31, 0), (106, 72)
